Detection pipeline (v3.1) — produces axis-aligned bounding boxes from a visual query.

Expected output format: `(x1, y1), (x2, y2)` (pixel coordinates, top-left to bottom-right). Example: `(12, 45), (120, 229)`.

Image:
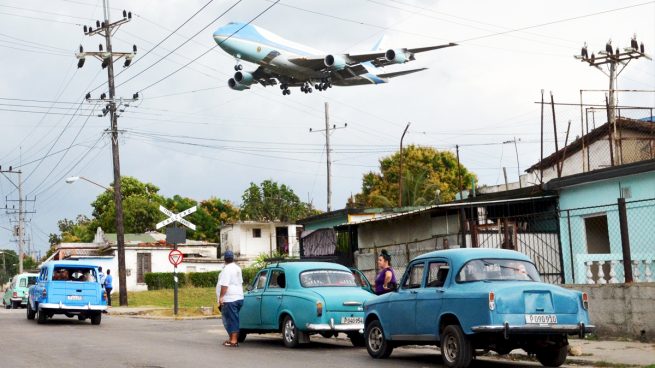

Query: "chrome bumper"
(10, 297), (23, 303)
(39, 302), (107, 311)
(472, 322), (595, 338)
(306, 318), (364, 333)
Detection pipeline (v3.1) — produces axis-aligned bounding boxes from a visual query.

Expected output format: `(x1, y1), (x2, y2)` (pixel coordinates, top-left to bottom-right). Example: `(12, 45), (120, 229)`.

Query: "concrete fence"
(564, 283), (655, 341)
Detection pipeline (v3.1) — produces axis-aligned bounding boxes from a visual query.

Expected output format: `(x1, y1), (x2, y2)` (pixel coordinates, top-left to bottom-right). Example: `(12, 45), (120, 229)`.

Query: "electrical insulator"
(96, 20), (100, 28)
(83, 25), (88, 33)
(99, 44), (103, 52)
(77, 58), (86, 68)
(133, 45), (137, 53)
(123, 10), (127, 18)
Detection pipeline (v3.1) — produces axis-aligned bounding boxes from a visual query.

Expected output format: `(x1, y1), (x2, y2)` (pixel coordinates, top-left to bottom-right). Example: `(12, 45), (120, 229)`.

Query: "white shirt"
(216, 263), (244, 303)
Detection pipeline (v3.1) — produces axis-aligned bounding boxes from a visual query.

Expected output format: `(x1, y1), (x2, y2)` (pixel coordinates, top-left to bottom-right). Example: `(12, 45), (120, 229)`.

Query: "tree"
(91, 176), (165, 233)
(352, 145), (477, 207)
(240, 180), (320, 222)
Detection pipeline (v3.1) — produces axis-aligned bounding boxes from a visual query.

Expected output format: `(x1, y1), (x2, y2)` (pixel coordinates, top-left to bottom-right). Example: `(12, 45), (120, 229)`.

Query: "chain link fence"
(560, 198), (655, 284)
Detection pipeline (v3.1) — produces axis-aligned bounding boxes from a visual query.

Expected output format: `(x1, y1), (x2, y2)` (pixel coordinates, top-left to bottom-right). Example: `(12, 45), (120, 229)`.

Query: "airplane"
(212, 22), (457, 95)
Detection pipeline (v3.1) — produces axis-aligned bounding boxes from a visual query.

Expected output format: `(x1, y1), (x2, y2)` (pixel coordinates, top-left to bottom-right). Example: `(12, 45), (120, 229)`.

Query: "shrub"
(144, 272), (187, 290)
(241, 266), (259, 286)
(188, 271), (220, 287)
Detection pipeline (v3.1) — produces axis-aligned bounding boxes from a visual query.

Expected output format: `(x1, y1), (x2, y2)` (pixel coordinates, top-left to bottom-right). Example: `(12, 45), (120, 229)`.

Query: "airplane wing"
(288, 42), (457, 70)
(376, 68), (427, 79)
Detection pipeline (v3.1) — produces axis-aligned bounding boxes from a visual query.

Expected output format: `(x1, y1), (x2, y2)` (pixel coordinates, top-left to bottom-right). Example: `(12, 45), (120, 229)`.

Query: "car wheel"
(26, 301), (36, 320)
(536, 344), (568, 367)
(4, 300), (10, 309)
(440, 324), (472, 368)
(282, 316), (303, 348)
(36, 307), (47, 324)
(348, 332), (366, 347)
(91, 312), (102, 325)
(365, 320), (393, 359)
(237, 330), (248, 343)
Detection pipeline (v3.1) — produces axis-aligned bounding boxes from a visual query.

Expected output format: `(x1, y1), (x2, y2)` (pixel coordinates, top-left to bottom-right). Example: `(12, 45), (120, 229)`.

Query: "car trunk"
(310, 288), (369, 312)
(492, 282), (579, 314)
(49, 281), (100, 306)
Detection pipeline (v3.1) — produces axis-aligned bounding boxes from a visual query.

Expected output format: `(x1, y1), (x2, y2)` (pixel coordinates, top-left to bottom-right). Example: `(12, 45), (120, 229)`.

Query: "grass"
(127, 287), (216, 309)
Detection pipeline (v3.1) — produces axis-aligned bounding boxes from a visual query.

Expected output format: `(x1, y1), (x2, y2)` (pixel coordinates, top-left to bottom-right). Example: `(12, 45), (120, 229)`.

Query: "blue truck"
(27, 260), (107, 325)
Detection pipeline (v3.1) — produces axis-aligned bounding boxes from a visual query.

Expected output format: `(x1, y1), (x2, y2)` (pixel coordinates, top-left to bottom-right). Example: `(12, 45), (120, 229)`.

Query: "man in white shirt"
(216, 250), (244, 347)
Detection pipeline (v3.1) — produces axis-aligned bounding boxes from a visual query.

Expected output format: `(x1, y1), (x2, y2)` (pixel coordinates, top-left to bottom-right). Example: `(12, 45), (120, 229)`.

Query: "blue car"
(27, 261), (107, 325)
(239, 262), (373, 348)
(364, 248), (595, 368)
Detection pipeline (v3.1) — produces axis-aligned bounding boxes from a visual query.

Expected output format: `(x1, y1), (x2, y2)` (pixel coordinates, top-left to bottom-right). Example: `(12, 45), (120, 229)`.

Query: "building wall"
(558, 171), (655, 283)
(221, 223), (301, 259)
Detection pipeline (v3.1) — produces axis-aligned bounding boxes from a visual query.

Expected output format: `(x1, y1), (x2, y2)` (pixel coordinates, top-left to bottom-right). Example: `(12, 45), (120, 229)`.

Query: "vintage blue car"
(364, 248), (595, 368)
(239, 262), (374, 347)
(27, 260), (107, 325)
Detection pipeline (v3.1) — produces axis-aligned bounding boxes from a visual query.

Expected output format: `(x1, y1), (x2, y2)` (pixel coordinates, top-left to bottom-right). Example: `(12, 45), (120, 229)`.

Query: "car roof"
(15, 272), (39, 278)
(413, 248), (532, 264)
(265, 261), (350, 273)
(42, 260), (100, 269)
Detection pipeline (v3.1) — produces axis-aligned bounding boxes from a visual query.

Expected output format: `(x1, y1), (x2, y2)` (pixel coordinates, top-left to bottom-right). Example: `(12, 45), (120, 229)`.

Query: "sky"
(0, 0), (654, 257)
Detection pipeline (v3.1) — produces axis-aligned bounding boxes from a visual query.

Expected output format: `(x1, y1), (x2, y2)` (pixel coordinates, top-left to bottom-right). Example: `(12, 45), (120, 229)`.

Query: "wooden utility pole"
(398, 122), (411, 207)
(76, 0), (137, 306)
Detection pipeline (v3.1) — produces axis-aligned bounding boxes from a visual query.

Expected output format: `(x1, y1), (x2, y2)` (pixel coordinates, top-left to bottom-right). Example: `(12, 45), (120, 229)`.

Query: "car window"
(253, 270), (268, 290)
(456, 259), (540, 282)
(300, 270), (357, 287)
(402, 263), (425, 289)
(27, 276), (37, 286)
(426, 262), (449, 288)
(268, 270), (286, 289)
(19, 278), (27, 288)
(52, 267), (97, 282)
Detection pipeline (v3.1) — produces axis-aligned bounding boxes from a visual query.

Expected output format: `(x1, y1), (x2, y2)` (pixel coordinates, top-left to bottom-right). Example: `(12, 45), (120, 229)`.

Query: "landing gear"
(280, 83), (290, 95)
(313, 79), (332, 91)
(300, 82), (313, 94)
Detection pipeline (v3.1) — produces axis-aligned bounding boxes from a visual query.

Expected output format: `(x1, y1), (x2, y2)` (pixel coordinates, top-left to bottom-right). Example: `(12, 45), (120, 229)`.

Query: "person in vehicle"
(374, 249), (397, 295)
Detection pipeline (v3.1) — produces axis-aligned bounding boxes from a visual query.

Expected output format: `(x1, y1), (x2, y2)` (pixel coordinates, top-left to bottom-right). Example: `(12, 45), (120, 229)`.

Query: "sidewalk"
(107, 306), (220, 320)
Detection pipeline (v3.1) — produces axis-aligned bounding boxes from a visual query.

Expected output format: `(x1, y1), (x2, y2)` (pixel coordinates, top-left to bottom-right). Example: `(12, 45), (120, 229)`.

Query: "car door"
(261, 268), (285, 329)
(415, 259), (450, 337)
(386, 261), (425, 339)
(240, 269), (268, 328)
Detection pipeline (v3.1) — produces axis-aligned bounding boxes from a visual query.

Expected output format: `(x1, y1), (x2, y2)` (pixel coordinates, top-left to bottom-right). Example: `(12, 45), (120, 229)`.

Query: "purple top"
(374, 267), (397, 295)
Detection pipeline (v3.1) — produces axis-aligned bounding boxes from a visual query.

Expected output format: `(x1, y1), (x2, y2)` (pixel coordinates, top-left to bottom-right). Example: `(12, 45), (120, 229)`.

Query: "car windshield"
(456, 259), (540, 282)
(300, 270), (357, 287)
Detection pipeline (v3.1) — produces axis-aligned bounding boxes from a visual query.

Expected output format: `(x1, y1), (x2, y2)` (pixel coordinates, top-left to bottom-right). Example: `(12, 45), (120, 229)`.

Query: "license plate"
(67, 295), (82, 301)
(525, 314), (557, 324)
(341, 317), (363, 324)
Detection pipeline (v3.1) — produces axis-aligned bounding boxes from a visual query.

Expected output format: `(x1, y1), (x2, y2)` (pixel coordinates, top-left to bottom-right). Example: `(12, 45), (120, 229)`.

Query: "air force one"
(213, 22), (457, 95)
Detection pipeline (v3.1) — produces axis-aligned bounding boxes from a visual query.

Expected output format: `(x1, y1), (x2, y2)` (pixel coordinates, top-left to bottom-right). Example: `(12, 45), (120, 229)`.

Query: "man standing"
(216, 250), (243, 347)
(104, 269), (113, 306)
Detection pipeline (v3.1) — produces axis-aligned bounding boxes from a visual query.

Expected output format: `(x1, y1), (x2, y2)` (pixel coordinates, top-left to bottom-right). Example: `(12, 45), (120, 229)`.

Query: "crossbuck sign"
(156, 205), (197, 230)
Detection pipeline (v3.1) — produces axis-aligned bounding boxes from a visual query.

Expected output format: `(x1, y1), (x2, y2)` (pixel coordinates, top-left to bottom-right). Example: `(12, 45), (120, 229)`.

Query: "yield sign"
(169, 249), (184, 267)
(156, 205), (197, 230)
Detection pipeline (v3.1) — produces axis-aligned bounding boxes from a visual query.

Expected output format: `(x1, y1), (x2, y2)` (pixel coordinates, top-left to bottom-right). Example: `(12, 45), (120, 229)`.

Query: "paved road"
(0, 308), (554, 368)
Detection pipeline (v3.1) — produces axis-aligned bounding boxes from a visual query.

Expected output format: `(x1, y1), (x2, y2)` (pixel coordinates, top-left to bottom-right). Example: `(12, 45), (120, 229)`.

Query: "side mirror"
(246, 285), (253, 292)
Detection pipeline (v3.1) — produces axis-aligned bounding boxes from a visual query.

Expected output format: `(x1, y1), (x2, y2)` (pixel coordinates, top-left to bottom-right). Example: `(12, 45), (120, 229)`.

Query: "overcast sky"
(1, 0), (654, 256)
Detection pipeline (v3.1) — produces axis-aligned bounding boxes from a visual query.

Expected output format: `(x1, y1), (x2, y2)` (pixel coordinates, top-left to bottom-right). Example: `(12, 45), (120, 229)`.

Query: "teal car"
(364, 248), (595, 368)
(2, 273), (38, 309)
(239, 262), (373, 348)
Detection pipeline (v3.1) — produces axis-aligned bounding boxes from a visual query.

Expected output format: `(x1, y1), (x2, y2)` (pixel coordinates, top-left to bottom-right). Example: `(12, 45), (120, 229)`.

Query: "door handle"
(436, 289), (445, 293)
(277, 296), (282, 299)
(410, 290), (418, 294)
(256, 296), (262, 300)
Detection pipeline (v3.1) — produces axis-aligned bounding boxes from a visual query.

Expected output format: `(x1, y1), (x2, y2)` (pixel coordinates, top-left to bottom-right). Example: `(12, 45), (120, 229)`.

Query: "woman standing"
(374, 249), (397, 295)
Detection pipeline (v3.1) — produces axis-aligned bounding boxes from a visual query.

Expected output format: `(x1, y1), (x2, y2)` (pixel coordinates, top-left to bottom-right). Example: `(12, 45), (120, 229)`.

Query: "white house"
(46, 228), (223, 292)
(220, 222), (302, 261)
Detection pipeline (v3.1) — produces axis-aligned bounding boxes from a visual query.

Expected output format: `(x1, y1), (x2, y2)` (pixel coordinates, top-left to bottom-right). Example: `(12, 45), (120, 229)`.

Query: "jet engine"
(228, 78), (248, 91)
(385, 49), (409, 64)
(234, 71), (255, 85)
(324, 54), (347, 70)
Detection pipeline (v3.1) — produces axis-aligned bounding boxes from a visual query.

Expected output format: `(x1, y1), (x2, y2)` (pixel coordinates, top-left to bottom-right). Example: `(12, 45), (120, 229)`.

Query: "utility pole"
(502, 137), (521, 188)
(75, 0), (137, 306)
(0, 167), (35, 274)
(309, 102), (346, 212)
(576, 36), (651, 165)
(398, 122), (411, 208)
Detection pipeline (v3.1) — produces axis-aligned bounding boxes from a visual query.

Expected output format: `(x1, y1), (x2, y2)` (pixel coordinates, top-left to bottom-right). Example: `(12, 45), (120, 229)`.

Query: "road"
(0, 308), (551, 368)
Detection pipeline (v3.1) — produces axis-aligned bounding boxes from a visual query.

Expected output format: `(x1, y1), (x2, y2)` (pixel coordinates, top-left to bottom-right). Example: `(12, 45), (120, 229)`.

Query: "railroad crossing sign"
(156, 205), (197, 230)
(168, 249), (184, 267)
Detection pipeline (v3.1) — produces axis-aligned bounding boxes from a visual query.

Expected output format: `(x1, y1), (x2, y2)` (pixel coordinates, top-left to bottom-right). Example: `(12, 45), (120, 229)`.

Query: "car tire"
(36, 307), (47, 324)
(365, 320), (393, 359)
(91, 312), (102, 325)
(440, 324), (472, 368)
(237, 331), (248, 343)
(4, 300), (10, 309)
(282, 316), (303, 348)
(536, 344), (568, 367)
(26, 301), (36, 320)
(348, 332), (366, 347)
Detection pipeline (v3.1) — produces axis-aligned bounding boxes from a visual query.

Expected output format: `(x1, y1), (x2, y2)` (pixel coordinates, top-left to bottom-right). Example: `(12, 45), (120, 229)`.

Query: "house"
(544, 158), (655, 284)
(219, 222), (302, 261)
(46, 228), (223, 292)
(335, 187), (561, 283)
(525, 117), (655, 186)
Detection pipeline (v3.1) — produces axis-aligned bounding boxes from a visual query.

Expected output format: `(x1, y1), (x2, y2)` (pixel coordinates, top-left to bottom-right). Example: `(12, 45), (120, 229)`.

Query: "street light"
(65, 175), (127, 306)
(65, 176), (112, 191)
